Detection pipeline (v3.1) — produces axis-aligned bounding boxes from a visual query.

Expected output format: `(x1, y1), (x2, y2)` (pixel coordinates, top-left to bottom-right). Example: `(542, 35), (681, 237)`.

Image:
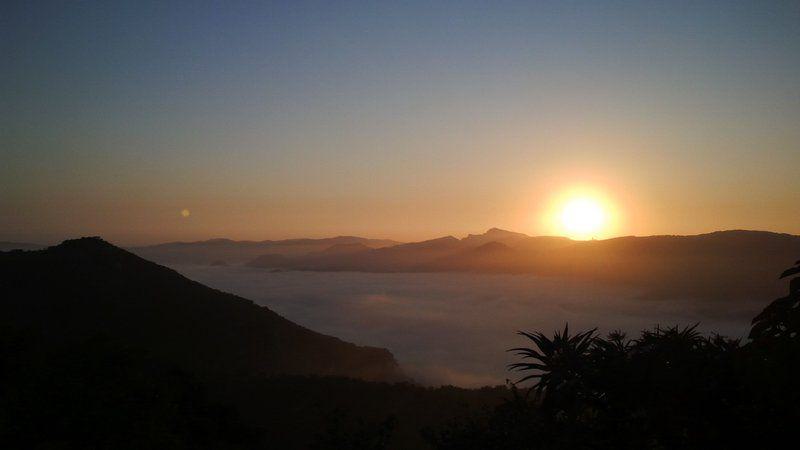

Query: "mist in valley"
(175, 265), (757, 387)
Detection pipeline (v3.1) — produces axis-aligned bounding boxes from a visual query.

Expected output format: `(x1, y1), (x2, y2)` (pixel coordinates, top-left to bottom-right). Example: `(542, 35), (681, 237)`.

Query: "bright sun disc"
(560, 198), (606, 239)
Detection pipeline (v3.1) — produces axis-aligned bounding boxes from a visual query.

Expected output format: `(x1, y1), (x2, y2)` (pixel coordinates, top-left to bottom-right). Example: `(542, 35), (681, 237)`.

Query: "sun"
(559, 197), (606, 239)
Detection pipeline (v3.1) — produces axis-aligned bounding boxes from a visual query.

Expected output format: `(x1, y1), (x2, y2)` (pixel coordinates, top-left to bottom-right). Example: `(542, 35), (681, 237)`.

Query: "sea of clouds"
(175, 265), (756, 387)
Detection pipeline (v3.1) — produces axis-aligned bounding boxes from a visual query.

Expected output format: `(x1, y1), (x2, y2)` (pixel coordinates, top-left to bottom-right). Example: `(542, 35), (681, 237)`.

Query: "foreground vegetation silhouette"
(426, 259), (800, 449)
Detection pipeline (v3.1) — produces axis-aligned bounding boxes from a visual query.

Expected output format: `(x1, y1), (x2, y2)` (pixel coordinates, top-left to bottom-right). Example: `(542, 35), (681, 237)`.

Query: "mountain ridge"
(244, 228), (800, 302)
(130, 235), (401, 265)
(0, 237), (405, 382)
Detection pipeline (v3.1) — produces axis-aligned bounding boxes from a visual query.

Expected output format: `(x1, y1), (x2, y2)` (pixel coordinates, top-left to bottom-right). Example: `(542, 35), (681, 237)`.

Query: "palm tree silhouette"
(508, 324), (597, 397)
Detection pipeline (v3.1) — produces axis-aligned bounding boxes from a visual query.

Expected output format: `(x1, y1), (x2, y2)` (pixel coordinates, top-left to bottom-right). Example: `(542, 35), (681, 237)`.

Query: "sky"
(2, 0), (799, 245)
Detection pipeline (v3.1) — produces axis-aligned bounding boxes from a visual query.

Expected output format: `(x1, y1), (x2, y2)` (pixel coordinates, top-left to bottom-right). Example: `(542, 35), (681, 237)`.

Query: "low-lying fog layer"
(175, 265), (760, 387)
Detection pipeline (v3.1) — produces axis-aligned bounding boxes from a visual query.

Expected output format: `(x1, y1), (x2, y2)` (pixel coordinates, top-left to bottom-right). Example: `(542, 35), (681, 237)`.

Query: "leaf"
(508, 362), (547, 371)
(780, 266), (800, 279)
(514, 373), (543, 385)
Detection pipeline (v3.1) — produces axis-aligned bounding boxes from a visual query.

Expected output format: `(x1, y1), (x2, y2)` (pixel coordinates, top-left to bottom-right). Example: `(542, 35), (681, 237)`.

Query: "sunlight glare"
(560, 197), (606, 239)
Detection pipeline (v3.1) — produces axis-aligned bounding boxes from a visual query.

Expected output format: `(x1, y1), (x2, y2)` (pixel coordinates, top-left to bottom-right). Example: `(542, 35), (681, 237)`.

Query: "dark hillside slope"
(0, 238), (404, 382)
(533, 230), (800, 302)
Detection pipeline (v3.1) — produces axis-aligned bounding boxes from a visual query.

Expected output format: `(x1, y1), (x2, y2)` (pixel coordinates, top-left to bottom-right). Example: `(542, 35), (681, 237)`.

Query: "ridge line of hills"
(242, 229), (800, 301)
(129, 235), (402, 264)
(0, 237), (406, 382)
(7, 229), (800, 303)
(1, 237), (508, 449)
(121, 228), (800, 303)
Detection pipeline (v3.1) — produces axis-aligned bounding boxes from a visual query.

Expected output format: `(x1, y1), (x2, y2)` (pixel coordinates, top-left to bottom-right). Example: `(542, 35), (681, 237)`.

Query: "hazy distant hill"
(247, 229), (800, 302)
(0, 241), (44, 251)
(0, 237), (404, 382)
(250, 235), (465, 272)
(461, 227), (530, 247)
(129, 236), (401, 265)
(542, 230), (800, 302)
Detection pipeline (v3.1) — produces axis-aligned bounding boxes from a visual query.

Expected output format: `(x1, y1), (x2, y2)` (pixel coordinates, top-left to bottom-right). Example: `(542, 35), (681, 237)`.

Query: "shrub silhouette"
(749, 259), (800, 341)
(428, 258), (800, 449)
(0, 331), (259, 449)
(508, 325), (597, 421)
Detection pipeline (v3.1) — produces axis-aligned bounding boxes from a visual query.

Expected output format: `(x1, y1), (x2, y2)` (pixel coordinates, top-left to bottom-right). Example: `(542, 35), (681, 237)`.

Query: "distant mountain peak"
(405, 235), (458, 244)
(462, 228), (529, 247)
(420, 235), (460, 245)
(392, 235), (460, 251)
(486, 227), (512, 234)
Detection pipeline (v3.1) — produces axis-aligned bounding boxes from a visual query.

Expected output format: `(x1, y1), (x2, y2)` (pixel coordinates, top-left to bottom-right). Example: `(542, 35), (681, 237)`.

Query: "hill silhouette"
(0, 237), (404, 382)
(246, 228), (800, 303)
(312, 242), (373, 256)
(130, 236), (400, 265)
(461, 227), (530, 247)
(0, 238), (505, 449)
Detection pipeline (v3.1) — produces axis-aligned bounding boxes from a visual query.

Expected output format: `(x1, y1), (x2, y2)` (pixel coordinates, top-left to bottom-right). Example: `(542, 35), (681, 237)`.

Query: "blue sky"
(2, 0), (799, 244)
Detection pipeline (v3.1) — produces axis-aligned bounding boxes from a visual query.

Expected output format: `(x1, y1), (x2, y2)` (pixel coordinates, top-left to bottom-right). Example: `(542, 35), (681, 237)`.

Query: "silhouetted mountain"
(310, 242), (373, 256)
(511, 235), (574, 253)
(1, 238), (508, 449)
(247, 229), (800, 302)
(395, 235), (461, 251)
(130, 236), (401, 265)
(461, 228), (530, 247)
(530, 230), (800, 302)
(0, 237), (404, 382)
(429, 241), (519, 272)
(251, 235), (467, 272)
